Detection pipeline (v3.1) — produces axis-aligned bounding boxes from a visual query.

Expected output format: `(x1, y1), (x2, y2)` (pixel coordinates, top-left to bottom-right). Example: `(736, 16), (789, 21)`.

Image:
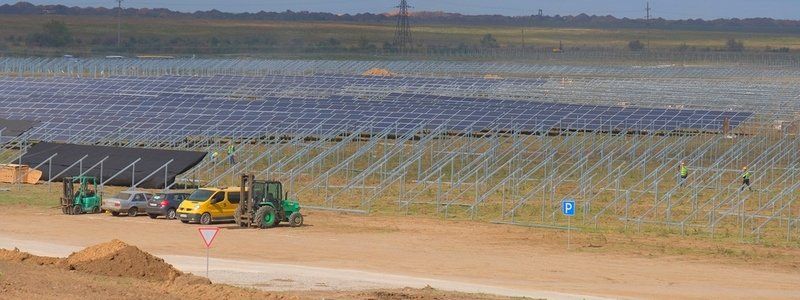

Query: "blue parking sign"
(562, 199), (576, 216)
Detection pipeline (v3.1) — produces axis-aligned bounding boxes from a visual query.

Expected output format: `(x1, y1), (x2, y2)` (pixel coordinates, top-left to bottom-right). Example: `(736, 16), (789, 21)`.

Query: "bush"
(628, 40), (645, 51)
(725, 38), (745, 52)
(28, 20), (73, 47)
(480, 34), (499, 48)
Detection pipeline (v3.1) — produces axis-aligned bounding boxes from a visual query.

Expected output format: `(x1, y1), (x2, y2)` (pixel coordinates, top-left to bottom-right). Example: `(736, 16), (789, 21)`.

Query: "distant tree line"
(4, 20), (783, 56)
(3, 1), (800, 34)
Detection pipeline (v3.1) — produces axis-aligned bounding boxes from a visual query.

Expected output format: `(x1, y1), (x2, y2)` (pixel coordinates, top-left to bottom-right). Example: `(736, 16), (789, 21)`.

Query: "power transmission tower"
(393, 0), (413, 53)
(645, 1), (651, 49)
(116, 0), (124, 48)
(538, 9), (543, 17)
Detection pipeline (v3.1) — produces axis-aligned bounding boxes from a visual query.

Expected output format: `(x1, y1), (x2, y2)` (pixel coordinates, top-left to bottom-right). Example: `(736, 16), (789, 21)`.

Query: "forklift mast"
(62, 177), (74, 206)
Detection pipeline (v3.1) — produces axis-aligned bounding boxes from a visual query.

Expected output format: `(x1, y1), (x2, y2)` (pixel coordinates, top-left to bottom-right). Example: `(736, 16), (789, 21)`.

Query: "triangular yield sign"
(198, 227), (220, 248)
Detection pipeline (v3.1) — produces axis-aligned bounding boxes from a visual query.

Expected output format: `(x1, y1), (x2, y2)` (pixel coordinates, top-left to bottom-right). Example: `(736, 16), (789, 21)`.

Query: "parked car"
(145, 191), (190, 220)
(177, 187), (240, 225)
(101, 191), (153, 216)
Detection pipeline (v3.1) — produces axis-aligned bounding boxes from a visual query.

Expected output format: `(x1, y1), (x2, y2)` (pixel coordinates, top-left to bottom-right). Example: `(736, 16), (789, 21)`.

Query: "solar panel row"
(0, 74), (752, 143)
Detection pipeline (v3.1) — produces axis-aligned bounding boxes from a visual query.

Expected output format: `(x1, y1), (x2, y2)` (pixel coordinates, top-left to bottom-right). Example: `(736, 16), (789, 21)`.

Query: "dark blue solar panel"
(0, 74), (753, 143)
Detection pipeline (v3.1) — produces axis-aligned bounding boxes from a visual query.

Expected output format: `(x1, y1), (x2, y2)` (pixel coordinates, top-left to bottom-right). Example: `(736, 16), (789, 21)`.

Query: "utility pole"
(393, 0), (413, 53)
(116, 0), (124, 48)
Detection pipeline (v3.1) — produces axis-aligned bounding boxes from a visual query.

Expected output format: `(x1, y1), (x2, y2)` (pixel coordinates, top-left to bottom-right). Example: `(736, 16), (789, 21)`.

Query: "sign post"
(561, 199), (576, 250)
(198, 227), (220, 278)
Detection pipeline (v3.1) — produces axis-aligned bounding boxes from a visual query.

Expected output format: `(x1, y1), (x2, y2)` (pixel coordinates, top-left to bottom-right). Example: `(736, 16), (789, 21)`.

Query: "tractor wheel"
(92, 206), (101, 214)
(166, 208), (177, 220)
(200, 213), (212, 225)
(111, 211), (120, 217)
(128, 207), (138, 217)
(255, 206), (277, 229)
(148, 214), (158, 219)
(289, 212), (303, 227)
(72, 205), (82, 215)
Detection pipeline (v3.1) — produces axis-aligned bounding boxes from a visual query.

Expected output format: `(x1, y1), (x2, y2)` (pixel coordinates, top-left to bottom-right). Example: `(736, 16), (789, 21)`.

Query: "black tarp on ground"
(0, 118), (37, 137)
(21, 142), (206, 188)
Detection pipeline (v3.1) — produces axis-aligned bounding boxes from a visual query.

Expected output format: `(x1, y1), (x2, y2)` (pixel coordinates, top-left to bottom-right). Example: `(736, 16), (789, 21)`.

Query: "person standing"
(679, 161), (688, 187)
(210, 151), (219, 164)
(740, 166), (752, 191)
(227, 144), (235, 165)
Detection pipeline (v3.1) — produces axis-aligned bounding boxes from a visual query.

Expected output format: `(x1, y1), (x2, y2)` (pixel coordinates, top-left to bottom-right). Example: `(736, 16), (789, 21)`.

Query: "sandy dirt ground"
(0, 241), (517, 300)
(0, 206), (799, 299)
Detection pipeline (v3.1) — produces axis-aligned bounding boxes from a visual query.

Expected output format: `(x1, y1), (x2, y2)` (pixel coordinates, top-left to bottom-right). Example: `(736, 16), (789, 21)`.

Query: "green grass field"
(2, 15), (800, 57)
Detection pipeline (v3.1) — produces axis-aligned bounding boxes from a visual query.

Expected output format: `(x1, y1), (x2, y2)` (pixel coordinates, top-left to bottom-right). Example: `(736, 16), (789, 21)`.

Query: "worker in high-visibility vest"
(679, 161), (688, 187)
(227, 144), (235, 165)
(740, 166), (752, 191)
(210, 151), (219, 164)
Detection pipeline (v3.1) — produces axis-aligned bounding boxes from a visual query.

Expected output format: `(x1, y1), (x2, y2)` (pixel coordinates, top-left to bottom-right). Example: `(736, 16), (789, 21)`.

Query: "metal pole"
(567, 216), (571, 250)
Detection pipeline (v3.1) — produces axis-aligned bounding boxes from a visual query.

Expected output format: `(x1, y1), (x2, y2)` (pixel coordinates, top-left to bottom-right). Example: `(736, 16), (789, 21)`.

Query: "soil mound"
(362, 68), (393, 76)
(63, 239), (181, 281)
(0, 247), (60, 265)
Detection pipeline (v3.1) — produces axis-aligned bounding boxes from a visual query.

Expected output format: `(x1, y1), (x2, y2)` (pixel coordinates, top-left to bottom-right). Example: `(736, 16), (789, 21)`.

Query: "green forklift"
(236, 174), (303, 229)
(60, 176), (102, 215)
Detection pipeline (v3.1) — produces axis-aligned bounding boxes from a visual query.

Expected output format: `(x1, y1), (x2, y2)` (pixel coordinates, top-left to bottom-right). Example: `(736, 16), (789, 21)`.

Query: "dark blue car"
(146, 192), (191, 220)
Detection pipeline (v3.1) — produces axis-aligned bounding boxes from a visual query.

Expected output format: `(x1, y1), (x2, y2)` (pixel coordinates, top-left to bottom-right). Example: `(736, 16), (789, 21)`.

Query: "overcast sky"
(3, 0), (798, 19)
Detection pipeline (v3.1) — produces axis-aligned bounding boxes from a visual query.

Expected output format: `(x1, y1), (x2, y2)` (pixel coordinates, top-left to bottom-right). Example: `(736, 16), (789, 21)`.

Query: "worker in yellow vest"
(679, 162), (688, 187)
(210, 151), (219, 164)
(740, 166), (752, 192)
(227, 144), (235, 165)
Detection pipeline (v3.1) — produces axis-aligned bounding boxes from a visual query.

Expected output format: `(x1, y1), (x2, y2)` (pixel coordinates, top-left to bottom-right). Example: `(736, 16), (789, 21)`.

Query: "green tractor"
(60, 176), (102, 215)
(236, 174), (303, 229)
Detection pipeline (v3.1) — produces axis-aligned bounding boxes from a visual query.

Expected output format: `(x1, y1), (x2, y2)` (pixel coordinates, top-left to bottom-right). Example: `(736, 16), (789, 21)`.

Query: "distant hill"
(2, 1), (800, 33)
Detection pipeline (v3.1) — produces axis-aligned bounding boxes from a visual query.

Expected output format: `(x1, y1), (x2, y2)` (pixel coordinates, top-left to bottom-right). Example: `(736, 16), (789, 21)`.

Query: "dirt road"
(1, 206), (799, 299)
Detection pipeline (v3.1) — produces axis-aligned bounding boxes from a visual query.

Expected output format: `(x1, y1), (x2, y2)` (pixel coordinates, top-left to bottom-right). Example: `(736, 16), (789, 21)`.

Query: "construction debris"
(0, 164), (41, 184)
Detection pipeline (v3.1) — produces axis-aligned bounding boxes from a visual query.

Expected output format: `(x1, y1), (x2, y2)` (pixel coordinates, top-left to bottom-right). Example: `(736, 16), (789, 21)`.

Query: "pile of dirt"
(63, 239), (182, 281)
(362, 68), (393, 76)
(0, 240), (300, 299)
(0, 247), (60, 265)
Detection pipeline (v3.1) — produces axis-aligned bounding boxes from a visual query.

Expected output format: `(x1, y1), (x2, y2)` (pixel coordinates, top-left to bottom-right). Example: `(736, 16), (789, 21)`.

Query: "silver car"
(101, 191), (153, 217)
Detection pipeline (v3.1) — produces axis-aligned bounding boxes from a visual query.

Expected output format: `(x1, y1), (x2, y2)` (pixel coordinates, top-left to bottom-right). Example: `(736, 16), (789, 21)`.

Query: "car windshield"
(112, 192), (131, 199)
(186, 189), (214, 202)
(153, 194), (164, 200)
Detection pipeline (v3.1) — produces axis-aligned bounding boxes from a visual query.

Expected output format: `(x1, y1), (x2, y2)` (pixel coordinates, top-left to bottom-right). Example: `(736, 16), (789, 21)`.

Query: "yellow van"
(177, 187), (240, 224)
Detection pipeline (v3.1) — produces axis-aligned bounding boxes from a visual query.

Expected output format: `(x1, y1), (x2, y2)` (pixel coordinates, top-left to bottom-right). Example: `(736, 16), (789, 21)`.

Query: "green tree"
(29, 20), (73, 47)
(480, 34), (499, 48)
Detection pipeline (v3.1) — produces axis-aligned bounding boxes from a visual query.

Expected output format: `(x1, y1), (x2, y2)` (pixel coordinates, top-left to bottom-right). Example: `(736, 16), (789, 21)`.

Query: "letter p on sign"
(562, 199), (576, 216)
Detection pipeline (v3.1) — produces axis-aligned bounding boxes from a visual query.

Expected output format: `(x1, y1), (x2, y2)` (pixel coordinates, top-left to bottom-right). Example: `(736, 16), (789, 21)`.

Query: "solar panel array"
(0, 74), (752, 143)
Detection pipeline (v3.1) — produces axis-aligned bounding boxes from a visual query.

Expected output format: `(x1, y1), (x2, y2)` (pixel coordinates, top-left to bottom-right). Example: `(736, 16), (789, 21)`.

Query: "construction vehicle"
(60, 176), (102, 215)
(236, 174), (302, 229)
